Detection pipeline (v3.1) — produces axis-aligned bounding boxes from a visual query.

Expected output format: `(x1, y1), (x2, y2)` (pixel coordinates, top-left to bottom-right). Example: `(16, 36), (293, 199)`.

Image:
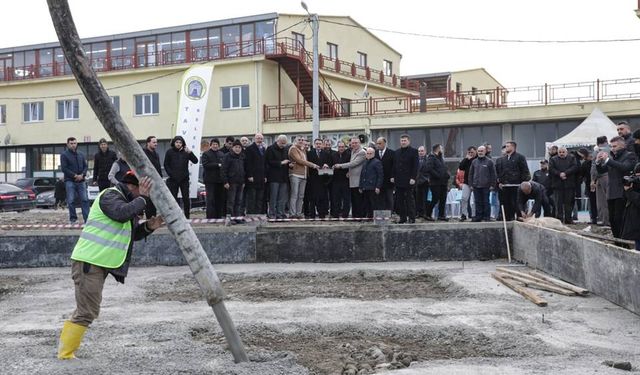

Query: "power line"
(320, 19), (640, 44)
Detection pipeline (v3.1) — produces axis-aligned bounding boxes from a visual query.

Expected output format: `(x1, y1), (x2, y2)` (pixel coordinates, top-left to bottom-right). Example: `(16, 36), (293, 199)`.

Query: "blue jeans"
(473, 187), (490, 221)
(65, 180), (90, 223)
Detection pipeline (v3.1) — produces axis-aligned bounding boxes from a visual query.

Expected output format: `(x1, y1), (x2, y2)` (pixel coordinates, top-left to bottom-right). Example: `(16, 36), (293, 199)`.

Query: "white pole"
(501, 205), (512, 263)
(311, 13), (320, 140)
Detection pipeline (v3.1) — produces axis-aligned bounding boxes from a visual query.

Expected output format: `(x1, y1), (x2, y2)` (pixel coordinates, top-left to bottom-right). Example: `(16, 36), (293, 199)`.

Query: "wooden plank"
(496, 266), (551, 284)
(496, 272), (577, 296)
(491, 273), (548, 307)
(528, 270), (589, 296)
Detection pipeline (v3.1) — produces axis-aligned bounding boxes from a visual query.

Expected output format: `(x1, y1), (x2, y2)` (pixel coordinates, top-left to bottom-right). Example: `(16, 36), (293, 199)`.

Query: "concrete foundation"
(0, 222), (508, 268)
(512, 221), (640, 315)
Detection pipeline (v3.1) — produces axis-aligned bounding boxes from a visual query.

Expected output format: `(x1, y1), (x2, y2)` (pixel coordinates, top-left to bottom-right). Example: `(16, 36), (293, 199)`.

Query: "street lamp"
(301, 1), (320, 140)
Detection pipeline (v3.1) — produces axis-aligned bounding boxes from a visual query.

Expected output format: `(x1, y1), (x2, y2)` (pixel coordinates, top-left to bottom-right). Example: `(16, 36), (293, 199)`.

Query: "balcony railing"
(264, 76), (640, 122)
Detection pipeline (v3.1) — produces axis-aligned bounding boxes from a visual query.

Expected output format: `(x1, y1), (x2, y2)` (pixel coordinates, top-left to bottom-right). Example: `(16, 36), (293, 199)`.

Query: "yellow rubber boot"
(57, 320), (87, 359)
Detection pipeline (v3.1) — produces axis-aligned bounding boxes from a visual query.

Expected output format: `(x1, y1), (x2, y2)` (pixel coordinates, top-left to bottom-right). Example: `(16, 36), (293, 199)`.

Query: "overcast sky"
(2, 0), (639, 88)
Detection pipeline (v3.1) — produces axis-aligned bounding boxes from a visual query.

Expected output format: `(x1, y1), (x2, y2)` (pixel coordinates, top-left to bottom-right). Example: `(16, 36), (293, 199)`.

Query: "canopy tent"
(545, 108), (618, 150)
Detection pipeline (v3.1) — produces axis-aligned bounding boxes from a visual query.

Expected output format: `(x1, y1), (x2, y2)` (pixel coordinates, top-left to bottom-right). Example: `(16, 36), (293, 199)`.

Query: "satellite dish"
(3, 133), (10, 145)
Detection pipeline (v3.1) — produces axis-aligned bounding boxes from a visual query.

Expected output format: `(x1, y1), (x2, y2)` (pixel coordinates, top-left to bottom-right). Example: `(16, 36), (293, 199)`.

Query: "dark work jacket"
(596, 149), (638, 200)
(496, 152), (530, 185)
(532, 169), (551, 191)
(458, 157), (476, 185)
(623, 134), (636, 154)
(468, 156), (496, 189)
(549, 154), (579, 189)
(425, 153), (450, 187)
(417, 156), (429, 185)
(307, 148), (332, 184)
(375, 148), (395, 188)
(143, 147), (162, 176)
(60, 149), (88, 182)
(392, 146), (418, 188)
(164, 147), (198, 183)
(517, 181), (547, 214)
(359, 158), (383, 191)
(98, 184), (154, 283)
(93, 149), (117, 182)
(201, 149), (224, 184)
(331, 150), (351, 184)
(221, 152), (246, 184)
(621, 187), (640, 240)
(244, 143), (267, 187)
(265, 143), (290, 183)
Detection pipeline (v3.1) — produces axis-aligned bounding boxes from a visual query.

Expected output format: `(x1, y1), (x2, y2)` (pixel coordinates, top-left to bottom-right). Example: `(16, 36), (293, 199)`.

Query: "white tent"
(545, 108), (618, 150)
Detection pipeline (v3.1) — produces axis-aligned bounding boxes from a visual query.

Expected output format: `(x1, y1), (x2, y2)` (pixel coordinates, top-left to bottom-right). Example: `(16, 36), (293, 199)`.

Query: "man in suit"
(549, 147), (579, 224)
(391, 134), (419, 223)
(306, 138), (332, 218)
(331, 141), (351, 218)
(375, 137), (395, 211)
(201, 138), (225, 219)
(243, 133), (267, 214)
(333, 137), (366, 217)
(359, 147), (384, 218)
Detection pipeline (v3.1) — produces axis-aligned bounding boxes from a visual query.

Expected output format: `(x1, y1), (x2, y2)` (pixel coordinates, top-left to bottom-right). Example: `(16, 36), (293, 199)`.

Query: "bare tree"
(47, 0), (248, 363)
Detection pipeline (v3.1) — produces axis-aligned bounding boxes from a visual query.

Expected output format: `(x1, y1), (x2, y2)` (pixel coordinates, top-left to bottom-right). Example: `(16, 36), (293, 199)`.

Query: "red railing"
(264, 77), (640, 122)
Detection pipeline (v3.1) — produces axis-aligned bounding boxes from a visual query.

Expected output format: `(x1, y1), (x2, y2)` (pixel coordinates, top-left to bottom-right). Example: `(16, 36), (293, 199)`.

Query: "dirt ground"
(1, 262), (639, 374)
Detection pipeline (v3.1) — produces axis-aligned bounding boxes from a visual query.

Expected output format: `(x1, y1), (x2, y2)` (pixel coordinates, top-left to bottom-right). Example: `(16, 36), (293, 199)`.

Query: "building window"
(57, 99), (80, 120)
(293, 32), (305, 49)
(383, 60), (392, 76)
(221, 85), (249, 109)
(22, 102), (44, 122)
(327, 43), (338, 60)
(0, 105), (5, 124)
(111, 96), (120, 114)
(134, 93), (159, 115)
(456, 82), (462, 93)
(357, 52), (367, 67)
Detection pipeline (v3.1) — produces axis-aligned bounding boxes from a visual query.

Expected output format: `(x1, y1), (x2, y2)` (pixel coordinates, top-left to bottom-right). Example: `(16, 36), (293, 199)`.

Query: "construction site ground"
(1, 261), (639, 374)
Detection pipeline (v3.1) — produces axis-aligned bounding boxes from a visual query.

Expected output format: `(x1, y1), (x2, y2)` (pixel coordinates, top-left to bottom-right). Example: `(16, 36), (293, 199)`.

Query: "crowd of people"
(60, 122), (640, 249)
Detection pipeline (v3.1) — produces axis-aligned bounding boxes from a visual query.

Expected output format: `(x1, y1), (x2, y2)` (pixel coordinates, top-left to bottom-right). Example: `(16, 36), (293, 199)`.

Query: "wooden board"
(491, 273), (548, 307)
(528, 270), (589, 296)
(496, 272), (577, 296)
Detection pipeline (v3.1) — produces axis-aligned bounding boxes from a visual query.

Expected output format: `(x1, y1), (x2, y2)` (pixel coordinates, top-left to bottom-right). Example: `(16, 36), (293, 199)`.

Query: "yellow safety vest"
(71, 187), (133, 268)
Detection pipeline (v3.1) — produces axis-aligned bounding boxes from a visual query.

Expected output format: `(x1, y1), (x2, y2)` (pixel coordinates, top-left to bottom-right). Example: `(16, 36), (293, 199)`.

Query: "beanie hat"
(121, 170), (139, 186)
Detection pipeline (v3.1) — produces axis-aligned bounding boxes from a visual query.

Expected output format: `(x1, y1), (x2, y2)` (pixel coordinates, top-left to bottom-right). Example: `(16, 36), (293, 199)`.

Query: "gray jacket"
(469, 156), (497, 189)
(338, 147), (366, 188)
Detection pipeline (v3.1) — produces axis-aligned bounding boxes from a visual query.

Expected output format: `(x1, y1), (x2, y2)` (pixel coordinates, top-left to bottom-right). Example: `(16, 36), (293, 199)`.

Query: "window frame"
(292, 32), (305, 49)
(221, 85), (250, 110)
(383, 59), (393, 76)
(0, 104), (6, 124)
(134, 93), (160, 116)
(22, 101), (44, 123)
(327, 42), (338, 60)
(357, 51), (367, 67)
(56, 99), (80, 121)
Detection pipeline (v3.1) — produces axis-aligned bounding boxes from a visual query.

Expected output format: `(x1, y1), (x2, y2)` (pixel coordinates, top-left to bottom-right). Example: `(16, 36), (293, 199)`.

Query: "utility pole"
(301, 2), (320, 139)
(636, 0), (640, 19)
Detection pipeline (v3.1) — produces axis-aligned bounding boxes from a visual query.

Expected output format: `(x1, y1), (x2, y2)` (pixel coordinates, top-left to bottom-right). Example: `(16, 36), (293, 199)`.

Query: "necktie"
(316, 150), (320, 158)
(259, 146), (264, 156)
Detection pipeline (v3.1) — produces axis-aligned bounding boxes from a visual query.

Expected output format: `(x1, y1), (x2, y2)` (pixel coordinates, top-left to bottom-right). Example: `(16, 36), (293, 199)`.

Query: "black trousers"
(588, 190), (598, 223)
(415, 182), (429, 217)
(205, 183), (225, 219)
(395, 186), (416, 221)
(501, 186), (519, 221)
(167, 178), (191, 219)
(309, 181), (329, 218)
(381, 185), (394, 212)
(331, 180), (351, 218)
(244, 183), (265, 214)
(473, 187), (490, 220)
(350, 188), (364, 218)
(554, 187), (574, 223)
(97, 179), (111, 192)
(608, 198), (626, 238)
(226, 183), (245, 217)
(362, 190), (382, 218)
(427, 185), (447, 219)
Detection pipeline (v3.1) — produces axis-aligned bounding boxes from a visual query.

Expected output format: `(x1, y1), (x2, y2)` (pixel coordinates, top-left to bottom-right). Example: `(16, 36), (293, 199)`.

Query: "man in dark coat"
(532, 160), (554, 217)
(60, 137), (90, 224)
(306, 138), (332, 218)
(425, 144), (450, 221)
(201, 138), (225, 219)
(468, 145), (496, 222)
(415, 146), (429, 219)
(359, 147), (383, 218)
(517, 181), (551, 218)
(375, 137), (395, 211)
(142, 135), (162, 218)
(331, 141), (351, 218)
(92, 138), (117, 192)
(163, 135), (199, 219)
(244, 133), (267, 215)
(222, 140), (246, 223)
(391, 134), (418, 224)
(621, 163), (640, 250)
(495, 141), (530, 221)
(265, 135), (291, 219)
(596, 136), (638, 238)
(549, 147), (579, 224)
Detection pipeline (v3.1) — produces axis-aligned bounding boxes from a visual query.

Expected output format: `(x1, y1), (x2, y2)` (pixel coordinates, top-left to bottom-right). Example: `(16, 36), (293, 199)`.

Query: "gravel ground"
(1, 262), (639, 374)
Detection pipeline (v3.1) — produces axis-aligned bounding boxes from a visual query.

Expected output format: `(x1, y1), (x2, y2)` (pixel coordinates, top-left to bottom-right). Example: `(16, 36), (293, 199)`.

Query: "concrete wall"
(0, 222), (509, 268)
(512, 222), (640, 315)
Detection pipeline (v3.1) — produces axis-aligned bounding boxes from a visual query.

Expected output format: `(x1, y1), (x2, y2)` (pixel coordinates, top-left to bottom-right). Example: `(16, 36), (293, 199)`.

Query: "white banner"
(176, 63), (214, 197)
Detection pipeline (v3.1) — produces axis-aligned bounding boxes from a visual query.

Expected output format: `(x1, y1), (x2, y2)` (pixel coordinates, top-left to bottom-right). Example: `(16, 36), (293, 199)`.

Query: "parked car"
(14, 177), (57, 195)
(0, 183), (36, 212)
(35, 190), (57, 208)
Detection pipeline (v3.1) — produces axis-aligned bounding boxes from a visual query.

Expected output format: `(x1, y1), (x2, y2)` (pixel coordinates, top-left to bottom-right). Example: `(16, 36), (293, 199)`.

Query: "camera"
(623, 175), (640, 186)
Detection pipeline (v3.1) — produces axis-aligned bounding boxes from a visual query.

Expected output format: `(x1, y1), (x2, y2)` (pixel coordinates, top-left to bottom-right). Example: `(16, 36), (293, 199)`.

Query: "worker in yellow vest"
(58, 171), (163, 359)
